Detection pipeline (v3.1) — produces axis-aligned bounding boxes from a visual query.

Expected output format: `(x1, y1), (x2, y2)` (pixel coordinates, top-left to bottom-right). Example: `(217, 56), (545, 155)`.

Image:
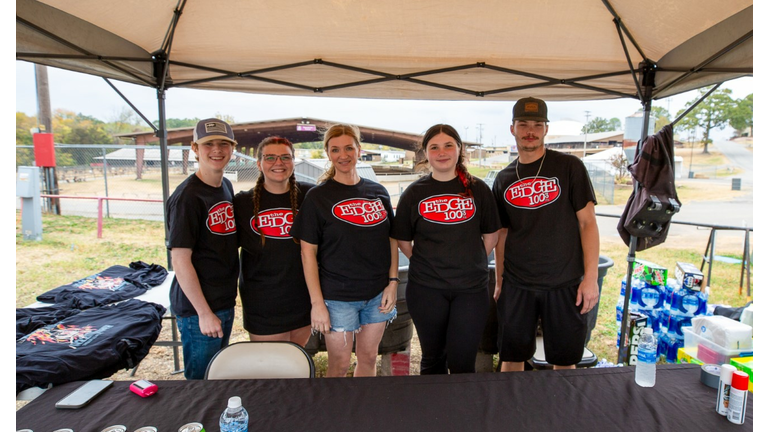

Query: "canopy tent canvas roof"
(17, 0), (752, 103)
(17, 0), (753, 368)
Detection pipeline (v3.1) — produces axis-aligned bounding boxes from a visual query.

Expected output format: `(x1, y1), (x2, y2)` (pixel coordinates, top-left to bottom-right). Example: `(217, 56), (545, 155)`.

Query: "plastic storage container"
(682, 328), (753, 365)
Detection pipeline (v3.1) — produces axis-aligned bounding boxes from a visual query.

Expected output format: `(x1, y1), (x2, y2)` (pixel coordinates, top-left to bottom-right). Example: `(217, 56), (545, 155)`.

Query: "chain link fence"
(17, 144), (621, 216)
(583, 159), (616, 205)
(16, 144), (260, 220)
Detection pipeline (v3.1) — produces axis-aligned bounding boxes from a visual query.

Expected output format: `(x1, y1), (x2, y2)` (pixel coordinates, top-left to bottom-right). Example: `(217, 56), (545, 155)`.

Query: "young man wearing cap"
(167, 118), (239, 379)
(492, 97), (600, 371)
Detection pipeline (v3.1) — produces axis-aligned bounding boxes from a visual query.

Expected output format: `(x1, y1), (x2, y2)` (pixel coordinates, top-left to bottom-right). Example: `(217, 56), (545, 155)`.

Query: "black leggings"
(406, 280), (489, 374)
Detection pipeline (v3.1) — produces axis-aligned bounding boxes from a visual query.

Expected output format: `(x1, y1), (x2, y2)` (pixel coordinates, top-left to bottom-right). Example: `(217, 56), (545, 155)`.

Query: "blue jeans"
(177, 308), (234, 379)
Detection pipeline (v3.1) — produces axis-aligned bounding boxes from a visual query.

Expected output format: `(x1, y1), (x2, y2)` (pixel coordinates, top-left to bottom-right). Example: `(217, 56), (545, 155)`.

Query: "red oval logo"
(504, 177), (561, 209)
(418, 194), (476, 224)
(207, 201), (236, 234)
(332, 198), (388, 226)
(251, 208), (294, 239)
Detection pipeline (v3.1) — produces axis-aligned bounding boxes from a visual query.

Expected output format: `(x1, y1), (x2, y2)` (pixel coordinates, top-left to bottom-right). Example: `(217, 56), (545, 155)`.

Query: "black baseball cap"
(512, 97), (549, 122)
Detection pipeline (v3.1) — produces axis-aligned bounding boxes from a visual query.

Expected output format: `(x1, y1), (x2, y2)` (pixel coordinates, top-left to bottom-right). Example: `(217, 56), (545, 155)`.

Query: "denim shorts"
(324, 290), (397, 333)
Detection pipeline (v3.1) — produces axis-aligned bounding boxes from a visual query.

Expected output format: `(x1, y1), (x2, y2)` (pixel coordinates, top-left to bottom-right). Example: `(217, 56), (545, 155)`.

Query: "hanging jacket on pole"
(35, 261), (168, 309)
(16, 299), (166, 394)
(617, 124), (682, 251)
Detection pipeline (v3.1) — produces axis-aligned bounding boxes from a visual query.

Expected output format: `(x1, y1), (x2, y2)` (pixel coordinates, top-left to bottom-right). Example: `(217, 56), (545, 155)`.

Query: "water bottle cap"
(228, 396), (242, 409)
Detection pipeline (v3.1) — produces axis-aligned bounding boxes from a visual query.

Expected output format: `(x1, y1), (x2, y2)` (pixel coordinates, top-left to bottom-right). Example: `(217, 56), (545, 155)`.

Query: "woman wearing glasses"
(233, 136), (314, 345)
(291, 124), (399, 377)
(392, 124), (500, 374)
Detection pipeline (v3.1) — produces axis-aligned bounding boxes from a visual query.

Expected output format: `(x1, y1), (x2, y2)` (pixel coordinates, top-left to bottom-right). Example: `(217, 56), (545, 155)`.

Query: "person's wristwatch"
(389, 277), (400, 283)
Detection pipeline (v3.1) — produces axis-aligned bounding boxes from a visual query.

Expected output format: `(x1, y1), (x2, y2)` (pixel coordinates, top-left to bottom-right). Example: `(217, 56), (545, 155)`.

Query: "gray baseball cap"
(193, 118), (237, 145)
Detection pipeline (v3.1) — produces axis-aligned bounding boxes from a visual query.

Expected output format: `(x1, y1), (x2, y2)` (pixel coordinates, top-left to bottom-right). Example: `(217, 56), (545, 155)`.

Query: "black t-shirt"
(392, 174), (501, 291)
(35, 261), (168, 309)
(290, 178), (395, 302)
(16, 303), (82, 340)
(167, 174), (239, 317)
(16, 299), (166, 394)
(492, 149), (597, 290)
(234, 182), (314, 334)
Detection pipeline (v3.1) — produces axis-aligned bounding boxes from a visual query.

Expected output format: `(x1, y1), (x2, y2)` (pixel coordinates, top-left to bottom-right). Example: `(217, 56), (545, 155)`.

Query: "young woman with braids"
(290, 124), (399, 377)
(392, 124), (501, 374)
(233, 136), (314, 345)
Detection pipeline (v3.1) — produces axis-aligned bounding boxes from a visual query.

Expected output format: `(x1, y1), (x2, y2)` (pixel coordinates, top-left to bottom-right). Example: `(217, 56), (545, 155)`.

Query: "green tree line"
(15, 110), (218, 167)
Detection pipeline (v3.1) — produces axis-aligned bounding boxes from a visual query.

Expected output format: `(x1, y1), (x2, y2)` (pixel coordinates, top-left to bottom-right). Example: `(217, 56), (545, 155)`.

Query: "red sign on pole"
(33, 133), (56, 167)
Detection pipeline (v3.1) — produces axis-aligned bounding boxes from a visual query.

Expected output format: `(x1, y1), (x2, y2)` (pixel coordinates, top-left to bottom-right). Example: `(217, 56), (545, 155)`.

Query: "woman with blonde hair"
(291, 124), (399, 377)
(233, 136), (314, 345)
(392, 124), (500, 374)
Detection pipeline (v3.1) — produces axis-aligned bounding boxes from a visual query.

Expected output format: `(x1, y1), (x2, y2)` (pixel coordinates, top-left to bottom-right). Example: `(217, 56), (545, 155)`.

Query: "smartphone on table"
(55, 379), (113, 409)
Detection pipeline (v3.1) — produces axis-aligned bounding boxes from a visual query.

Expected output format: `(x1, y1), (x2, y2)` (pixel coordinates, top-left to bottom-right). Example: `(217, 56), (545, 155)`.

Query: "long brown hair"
(318, 124), (362, 183)
(417, 124), (474, 197)
(252, 136), (300, 246)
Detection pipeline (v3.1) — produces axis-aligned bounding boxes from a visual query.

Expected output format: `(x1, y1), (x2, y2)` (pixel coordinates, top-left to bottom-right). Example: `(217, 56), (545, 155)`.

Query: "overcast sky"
(15, 61), (752, 146)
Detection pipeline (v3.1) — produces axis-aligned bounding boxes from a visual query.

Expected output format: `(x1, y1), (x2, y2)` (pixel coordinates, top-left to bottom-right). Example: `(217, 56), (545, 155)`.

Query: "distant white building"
(294, 159), (379, 183)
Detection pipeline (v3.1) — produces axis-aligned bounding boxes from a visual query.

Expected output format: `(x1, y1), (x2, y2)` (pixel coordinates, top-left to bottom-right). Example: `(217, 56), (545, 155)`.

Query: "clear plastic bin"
(682, 327), (753, 365)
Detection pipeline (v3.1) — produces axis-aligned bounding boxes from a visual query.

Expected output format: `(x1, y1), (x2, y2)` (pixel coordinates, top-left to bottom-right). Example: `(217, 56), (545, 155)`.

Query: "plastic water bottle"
(220, 396), (249, 432)
(635, 327), (657, 387)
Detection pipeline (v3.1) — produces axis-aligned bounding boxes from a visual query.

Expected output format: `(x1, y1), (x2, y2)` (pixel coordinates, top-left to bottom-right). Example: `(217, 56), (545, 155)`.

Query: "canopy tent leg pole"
(740, 230), (750, 296)
(616, 62), (654, 365)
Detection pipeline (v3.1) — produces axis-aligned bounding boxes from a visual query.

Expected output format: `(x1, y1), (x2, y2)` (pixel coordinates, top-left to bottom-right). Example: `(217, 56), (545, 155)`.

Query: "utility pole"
(35, 65), (60, 214)
(582, 111), (591, 159)
(475, 124), (484, 168)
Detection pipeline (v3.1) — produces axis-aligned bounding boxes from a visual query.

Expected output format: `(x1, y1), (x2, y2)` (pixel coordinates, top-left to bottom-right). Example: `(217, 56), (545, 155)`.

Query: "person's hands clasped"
(379, 281), (398, 314)
(311, 302), (332, 334)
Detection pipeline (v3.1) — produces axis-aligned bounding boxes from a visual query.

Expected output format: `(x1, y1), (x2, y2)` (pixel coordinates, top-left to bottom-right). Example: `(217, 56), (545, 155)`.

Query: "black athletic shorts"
(496, 279), (587, 366)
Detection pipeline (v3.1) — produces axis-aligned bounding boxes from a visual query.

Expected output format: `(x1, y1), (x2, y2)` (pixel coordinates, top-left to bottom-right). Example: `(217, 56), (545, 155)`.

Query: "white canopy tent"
(17, 0), (751, 102)
(17, 0), (753, 365)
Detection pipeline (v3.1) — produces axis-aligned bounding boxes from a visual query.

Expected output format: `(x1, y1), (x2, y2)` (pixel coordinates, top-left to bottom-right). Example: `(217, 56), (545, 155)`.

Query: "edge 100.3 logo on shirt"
(504, 177), (561, 209)
(332, 198), (388, 226)
(418, 194), (475, 224)
(251, 208), (294, 238)
(207, 201), (236, 234)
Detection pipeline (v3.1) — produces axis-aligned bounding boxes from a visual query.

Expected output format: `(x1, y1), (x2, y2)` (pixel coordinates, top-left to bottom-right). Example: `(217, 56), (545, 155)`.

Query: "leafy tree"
(581, 117), (622, 134)
(16, 112), (37, 166)
(154, 117), (200, 129)
(53, 109), (112, 145)
(16, 112), (36, 145)
(729, 93), (752, 136)
(215, 112), (235, 124)
(105, 108), (150, 142)
(675, 87), (735, 153)
(609, 151), (629, 183)
(651, 106), (671, 133)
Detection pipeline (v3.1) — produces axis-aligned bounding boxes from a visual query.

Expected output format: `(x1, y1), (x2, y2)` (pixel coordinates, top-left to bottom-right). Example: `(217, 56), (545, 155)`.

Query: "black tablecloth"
(16, 364), (751, 431)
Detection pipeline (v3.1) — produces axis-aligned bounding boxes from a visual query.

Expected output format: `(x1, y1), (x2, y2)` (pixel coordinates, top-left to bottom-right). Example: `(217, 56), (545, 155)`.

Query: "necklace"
(516, 150), (546, 181)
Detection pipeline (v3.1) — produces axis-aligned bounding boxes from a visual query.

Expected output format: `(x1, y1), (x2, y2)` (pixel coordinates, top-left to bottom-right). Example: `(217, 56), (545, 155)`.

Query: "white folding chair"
(204, 341), (315, 379)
